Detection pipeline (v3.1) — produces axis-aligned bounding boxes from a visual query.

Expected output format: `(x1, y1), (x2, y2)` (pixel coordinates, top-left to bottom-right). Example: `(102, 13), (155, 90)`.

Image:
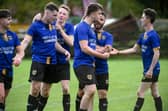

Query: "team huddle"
(0, 2), (163, 111)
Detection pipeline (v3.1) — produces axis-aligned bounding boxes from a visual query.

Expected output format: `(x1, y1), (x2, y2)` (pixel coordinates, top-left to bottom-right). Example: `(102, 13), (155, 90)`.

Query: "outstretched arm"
(118, 44), (140, 55)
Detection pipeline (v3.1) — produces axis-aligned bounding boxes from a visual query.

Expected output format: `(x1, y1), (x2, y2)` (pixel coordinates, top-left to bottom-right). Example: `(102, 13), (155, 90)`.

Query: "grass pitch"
(6, 58), (168, 111)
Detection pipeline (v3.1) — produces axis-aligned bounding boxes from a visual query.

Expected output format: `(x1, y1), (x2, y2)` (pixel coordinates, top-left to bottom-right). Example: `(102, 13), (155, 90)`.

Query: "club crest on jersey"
(8, 35), (12, 40)
(143, 33), (148, 40)
(87, 74), (92, 80)
(105, 79), (109, 84)
(32, 70), (37, 76)
(97, 32), (102, 40)
(2, 69), (7, 75)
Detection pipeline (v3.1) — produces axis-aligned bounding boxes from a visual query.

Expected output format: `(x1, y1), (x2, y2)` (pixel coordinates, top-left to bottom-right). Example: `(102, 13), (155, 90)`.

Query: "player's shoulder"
(75, 21), (89, 31)
(30, 20), (43, 28)
(65, 21), (73, 26)
(6, 30), (19, 40)
(7, 30), (17, 36)
(148, 30), (160, 38)
(65, 22), (74, 29)
(103, 31), (113, 37)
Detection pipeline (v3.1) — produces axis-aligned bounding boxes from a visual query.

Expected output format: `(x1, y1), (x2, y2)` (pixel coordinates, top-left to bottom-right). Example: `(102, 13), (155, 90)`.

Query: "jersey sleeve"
(105, 33), (113, 46)
(13, 32), (21, 47)
(150, 34), (160, 48)
(77, 25), (88, 41)
(66, 24), (74, 36)
(27, 23), (36, 37)
(136, 34), (143, 46)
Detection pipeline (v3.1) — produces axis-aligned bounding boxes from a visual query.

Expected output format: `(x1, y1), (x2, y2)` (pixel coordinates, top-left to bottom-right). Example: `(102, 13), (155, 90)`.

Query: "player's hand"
(109, 48), (119, 55)
(32, 13), (41, 22)
(104, 46), (112, 52)
(96, 47), (105, 53)
(13, 57), (22, 67)
(56, 23), (63, 32)
(101, 52), (110, 59)
(65, 51), (71, 61)
(145, 70), (153, 78)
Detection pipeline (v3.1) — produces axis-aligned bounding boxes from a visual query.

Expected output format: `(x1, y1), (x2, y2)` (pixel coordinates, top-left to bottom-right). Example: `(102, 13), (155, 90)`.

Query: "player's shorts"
(141, 74), (160, 82)
(0, 69), (13, 89)
(55, 63), (70, 80)
(74, 65), (96, 88)
(95, 73), (109, 90)
(29, 61), (57, 83)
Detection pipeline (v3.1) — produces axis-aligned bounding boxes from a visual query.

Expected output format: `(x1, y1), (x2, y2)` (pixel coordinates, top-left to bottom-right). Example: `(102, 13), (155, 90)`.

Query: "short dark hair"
(143, 8), (157, 24)
(45, 2), (58, 11)
(0, 9), (11, 18)
(59, 4), (71, 13)
(85, 3), (103, 16)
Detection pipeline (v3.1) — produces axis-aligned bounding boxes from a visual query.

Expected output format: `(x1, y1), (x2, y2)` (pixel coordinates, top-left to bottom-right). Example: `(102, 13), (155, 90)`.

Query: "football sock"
(63, 94), (70, 111)
(0, 103), (5, 111)
(76, 95), (82, 111)
(154, 96), (163, 111)
(27, 95), (38, 111)
(99, 98), (108, 111)
(79, 109), (87, 111)
(133, 97), (144, 111)
(37, 95), (48, 111)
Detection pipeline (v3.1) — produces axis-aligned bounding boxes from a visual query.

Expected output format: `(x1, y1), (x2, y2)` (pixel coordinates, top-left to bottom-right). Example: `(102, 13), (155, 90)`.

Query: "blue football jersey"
(73, 21), (96, 68)
(56, 22), (74, 64)
(137, 30), (160, 75)
(0, 30), (20, 77)
(27, 21), (57, 64)
(95, 31), (113, 74)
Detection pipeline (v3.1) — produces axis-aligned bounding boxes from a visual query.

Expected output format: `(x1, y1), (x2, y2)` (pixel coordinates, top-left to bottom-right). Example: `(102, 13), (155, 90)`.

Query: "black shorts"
(29, 61), (58, 83)
(56, 63), (70, 80)
(42, 64), (59, 83)
(0, 69), (13, 89)
(74, 65), (96, 88)
(141, 74), (159, 82)
(96, 73), (109, 90)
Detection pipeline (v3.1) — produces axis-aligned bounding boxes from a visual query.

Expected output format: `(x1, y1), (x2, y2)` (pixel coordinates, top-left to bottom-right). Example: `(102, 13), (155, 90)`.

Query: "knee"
(77, 89), (84, 97)
(151, 91), (159, 98)
(62, 85), (69, 94)
(31, 87), (40, 96)
(98, 90), (107, 98)
(0, 94), (5, 103)
(137, 91), (144, 98)
(86, 87), (96, 97)
(41, 88), (50, 97)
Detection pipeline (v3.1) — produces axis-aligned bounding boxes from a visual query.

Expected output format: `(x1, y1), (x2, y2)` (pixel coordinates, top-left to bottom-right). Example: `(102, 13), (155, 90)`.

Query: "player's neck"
(0, 26), (6, 34)
(57, 19), (65, 26)
(84, 16), (93, 25)
(41, 15), (50, 24)
(144, 23), (154, 32)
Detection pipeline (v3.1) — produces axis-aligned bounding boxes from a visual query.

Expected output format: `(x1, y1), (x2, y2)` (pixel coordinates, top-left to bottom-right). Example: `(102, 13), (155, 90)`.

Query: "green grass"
(6, 58), (168, 111)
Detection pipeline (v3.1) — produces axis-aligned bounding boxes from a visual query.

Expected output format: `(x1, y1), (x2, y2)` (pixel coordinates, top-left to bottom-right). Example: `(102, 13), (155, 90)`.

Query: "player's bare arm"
(79, 40), (110, 59)
(119, 43), (140, 54)
(13, 45), (25, 67)
(55, 41), (71, 60)
(56, 23), (74, 47)
(21, 34), (32, 50)
(145, 47), (160, 78)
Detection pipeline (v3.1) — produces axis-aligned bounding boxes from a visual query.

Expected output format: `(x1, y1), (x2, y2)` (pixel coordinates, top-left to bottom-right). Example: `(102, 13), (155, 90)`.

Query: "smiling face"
(45, 9), (57, 23)
(57, 7), (69, 24)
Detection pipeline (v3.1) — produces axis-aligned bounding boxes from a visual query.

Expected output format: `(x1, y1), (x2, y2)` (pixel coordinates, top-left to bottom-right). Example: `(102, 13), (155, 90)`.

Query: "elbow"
(81, 46), (89, 53)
